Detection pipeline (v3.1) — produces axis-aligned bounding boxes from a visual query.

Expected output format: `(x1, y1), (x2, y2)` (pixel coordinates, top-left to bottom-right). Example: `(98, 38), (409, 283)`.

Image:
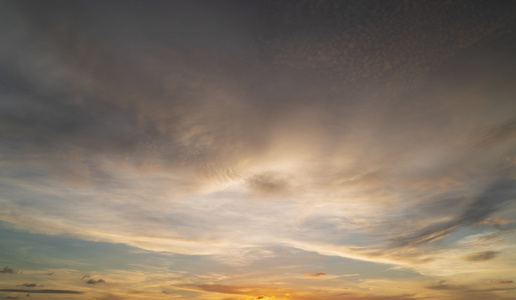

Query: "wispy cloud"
(425, 279), (516, 300)
(473, 117), (516, 148)
(392, 178), (516, 249)
(304, 272), (327, 278)
(0, 289), (84, 294)
(172, 283), (293, 298)
(427, 280), (468, 291)
(488, 279), (513, 285)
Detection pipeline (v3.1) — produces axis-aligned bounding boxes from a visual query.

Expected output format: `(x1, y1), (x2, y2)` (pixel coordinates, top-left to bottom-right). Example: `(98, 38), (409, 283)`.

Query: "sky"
(1, 0), (516, 299)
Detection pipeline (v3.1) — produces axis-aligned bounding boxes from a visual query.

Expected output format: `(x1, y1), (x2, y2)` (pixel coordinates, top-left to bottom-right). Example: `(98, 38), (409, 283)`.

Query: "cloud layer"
(1, 1), (516, 300)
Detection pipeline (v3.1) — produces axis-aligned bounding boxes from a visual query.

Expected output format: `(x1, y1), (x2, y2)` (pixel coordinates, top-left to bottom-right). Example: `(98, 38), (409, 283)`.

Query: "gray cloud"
(0, 267), (17, 274)
(86, 279), (105, 285)
(425, 280), (516, 300)
(82, 276), (106, 285)
(246, 172), (289, 196)
(427, 280), (469, 291)
(391, 178), (516, 249)
(463, 251), (499, 262)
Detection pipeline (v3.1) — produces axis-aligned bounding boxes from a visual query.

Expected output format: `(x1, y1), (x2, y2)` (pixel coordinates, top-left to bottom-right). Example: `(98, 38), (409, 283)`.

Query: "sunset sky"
(1, 1), (516, 299)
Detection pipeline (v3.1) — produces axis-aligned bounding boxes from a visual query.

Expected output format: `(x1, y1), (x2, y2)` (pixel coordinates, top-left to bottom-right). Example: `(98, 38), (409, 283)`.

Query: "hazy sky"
(1, 1), (516, 299)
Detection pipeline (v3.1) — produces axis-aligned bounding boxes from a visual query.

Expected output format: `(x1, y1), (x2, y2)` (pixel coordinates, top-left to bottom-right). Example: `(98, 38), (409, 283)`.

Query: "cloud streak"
(391, 178), (516, 249)
(304, 272), (327, 278)
(20, 283), (38, 287)
(0, 289), (83, 294)
(489, 279), (513, 285)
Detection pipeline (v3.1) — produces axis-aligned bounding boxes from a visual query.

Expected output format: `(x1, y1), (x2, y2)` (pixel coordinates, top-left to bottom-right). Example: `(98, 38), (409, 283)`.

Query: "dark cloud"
(247, 172), (289, 196)
(0, 267), (17, 274)
(0, 289), (83, 294)
(261, 0), (516, 85)
(463, 250), (499, 262)
(86, 279), (106, 285)
(20, 284), (37, 288)
(2, 0), (512, 179)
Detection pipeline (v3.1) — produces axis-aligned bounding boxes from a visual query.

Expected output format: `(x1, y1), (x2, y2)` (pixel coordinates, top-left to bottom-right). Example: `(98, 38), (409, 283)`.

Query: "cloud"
(246, 172), (290, 196)
(475, 233), (501, 243)
(463, 251), (499, 262)
(81, 275), (106, 285)
(173, 284), (248, 295)
(474, 117), (516, 148)
(1, 2), (516, 297)
(488, 279), (513, 284)
(391, 178), (516, 249)
(0, 289), (83, 294)
(426, 280), (468, 291)
(86, 279), (106, 285)
(161, 290), (179, 295)
(20, 283), (37, 288)
(0, 267), (17, 274)
(304, 272), (327, 278)
(95, 294), (126, 300)
(425, 279), (516, 300)
(172, 284), (292, 297)
(483, 217), (515, 226)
